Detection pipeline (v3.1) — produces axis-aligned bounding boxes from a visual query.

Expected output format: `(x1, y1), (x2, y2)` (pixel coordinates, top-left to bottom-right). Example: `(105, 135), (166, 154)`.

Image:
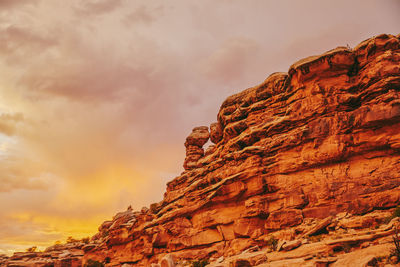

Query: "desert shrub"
(192, 259), (209, 267)
(332, 243), (352, 253)
(26, 246), (37, 252)
(266, 236), (278, 251)
(343, 243), (352, 253)
(84, 259), (104, 267)
(390, 226), (400, 263)
(150, 203), (158, 214)
(308, 234), (323, 243)
(315, 253), (323, 259)
(385, 206), (400, 224)
(393, 207), (400, 218)
(66, 236), (79, 243)
(101, 230), (109, 238)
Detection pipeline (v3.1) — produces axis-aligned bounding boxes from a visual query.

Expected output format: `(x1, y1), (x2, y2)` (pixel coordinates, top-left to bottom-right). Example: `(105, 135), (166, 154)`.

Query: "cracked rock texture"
(82, 33), (400, 266)
(3, 33), (400, 267)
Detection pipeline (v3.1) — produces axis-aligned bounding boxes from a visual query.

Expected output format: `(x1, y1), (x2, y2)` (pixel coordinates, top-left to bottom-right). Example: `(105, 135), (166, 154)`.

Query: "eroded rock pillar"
(183, 126), (209, 170)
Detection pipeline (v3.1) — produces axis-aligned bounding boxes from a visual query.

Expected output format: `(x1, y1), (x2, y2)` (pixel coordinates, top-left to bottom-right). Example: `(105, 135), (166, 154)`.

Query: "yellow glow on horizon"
(56, 163), (145, 207)
(8, 212), (102, 244)
(1, 163), (149, 252)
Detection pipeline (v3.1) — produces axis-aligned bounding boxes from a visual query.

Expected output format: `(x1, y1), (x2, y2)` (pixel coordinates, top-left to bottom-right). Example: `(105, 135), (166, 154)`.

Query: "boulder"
(185, 126), (209, 147)
(160, 254), (175, 267)
(303, 217), (332, 236)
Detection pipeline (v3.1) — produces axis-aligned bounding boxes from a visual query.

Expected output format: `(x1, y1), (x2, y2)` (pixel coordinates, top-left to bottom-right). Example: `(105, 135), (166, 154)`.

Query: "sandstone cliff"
(3, 33), (400, 267)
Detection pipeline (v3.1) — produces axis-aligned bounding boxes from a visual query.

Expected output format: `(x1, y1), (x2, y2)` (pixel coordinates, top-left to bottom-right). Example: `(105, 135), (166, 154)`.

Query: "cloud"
(74, 0), (124, 16)
(199, 38), (259, 84)
(123, 5), (163, 26)
(0, 153), (51, 193)
(0, 0), (398, 255)
(0, 214), (62, 243)
(0, 113), (23, 136)
(0, 173), (50, 193)
(0, 0), (34, 9)
(19, 56), (163, 103)
(0, 25), (57, 65)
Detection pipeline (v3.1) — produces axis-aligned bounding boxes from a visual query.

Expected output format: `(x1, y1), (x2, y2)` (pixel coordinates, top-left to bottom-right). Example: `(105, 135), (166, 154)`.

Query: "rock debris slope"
(3, 33), (400, 266)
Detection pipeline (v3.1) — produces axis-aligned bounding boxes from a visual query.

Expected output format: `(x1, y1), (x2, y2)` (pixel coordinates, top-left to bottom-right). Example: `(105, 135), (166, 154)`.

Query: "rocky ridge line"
(2, 33), (400, 267)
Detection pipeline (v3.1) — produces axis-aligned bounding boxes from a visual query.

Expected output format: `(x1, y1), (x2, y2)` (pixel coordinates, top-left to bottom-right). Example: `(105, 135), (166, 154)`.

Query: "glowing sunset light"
(0, 0), (399, 256)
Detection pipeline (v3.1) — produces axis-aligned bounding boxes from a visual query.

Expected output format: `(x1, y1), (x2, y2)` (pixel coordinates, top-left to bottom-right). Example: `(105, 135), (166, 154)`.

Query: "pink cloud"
(0, 25), (57, 65)
(123, 5), (163, 26)
(199, 38), (259, 84)
(74, 0), (124, 16)
(0, 0), (398, 253)
(0, 155), (50, 193)
(0, 0), (33, 9)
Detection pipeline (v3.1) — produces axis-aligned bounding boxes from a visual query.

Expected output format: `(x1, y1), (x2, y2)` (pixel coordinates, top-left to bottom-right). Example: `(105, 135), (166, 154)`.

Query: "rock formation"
(3, 33), (400, 266)
(82, 33), (400, 266)
(1, 242), (84, 267)
(184, 126), (210, 170)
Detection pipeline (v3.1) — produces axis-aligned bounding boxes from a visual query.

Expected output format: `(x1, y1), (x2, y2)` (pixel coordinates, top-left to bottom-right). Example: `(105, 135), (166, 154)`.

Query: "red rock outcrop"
(183, 126), (210, 170)
(4, 33), (400, 267)
(80, 33), (400, 266)
(2, 242), (84, 267)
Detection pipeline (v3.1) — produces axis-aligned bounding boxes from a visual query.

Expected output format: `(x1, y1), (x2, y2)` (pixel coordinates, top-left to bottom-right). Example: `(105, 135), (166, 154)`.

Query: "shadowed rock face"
(80, 33), (400, 265)
(5, 34), (399, 266)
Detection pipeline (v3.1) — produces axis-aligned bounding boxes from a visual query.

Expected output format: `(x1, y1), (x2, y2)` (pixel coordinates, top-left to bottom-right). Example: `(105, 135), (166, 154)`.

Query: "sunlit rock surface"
(4, 33), (400, 266)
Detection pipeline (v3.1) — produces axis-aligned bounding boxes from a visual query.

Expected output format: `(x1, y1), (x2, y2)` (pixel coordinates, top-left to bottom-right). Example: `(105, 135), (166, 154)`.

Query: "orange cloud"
(0, 0), (398, 255)
(0, 113), (23, 136)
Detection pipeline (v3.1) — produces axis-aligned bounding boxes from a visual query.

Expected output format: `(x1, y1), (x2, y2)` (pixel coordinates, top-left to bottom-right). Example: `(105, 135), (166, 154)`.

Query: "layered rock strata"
(81, 33), (400, 266)
(3, 33), (400, 266)
(1, 242), (84, 267)
(184, 126), (210, 170)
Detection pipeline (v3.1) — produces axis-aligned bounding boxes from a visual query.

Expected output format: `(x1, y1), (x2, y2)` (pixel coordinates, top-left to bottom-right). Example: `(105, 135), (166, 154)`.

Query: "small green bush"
(391, 226), (400, 263)
(66, 236), (79, 243)
(101, 230), (109, 238)
(385, 206), (400, 224)
(84, 259), (104, 267)
(343, 243), (352, 253)
(266, 236), (278, 251)
(192, 259), (209, 267)
(393, 207), (400, 218)
(308, 234), (323, 243)
(26, 246), (37, 252)
(150, 203), (158, 214)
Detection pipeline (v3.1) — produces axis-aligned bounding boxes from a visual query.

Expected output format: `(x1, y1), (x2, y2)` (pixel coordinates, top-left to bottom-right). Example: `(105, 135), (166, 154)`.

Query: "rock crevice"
(3, 33), (400, 267)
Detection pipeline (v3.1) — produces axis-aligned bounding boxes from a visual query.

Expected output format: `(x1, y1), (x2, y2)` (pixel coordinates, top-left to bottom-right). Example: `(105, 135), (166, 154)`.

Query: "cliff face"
(3, 34), (400, 267)
(81, 33), (400, 265)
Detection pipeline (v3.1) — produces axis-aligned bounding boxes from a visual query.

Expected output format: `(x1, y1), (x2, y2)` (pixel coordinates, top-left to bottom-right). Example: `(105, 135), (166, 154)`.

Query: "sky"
(0, 0), (399, 255)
